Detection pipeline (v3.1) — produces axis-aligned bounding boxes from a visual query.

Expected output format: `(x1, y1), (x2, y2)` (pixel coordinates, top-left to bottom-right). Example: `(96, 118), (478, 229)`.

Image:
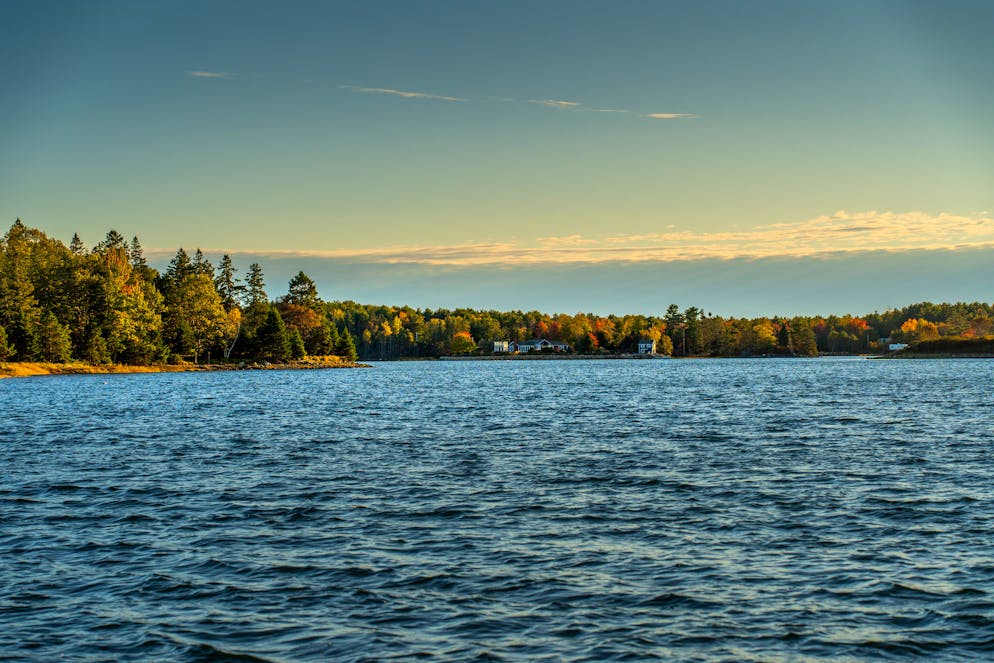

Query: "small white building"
(493, 340), (510, 352)
(637, 339), (657, 354)
(889, 343), (909, 351)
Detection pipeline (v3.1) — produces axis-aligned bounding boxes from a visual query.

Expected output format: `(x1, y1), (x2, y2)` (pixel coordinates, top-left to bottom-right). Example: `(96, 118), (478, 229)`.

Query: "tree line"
(0, 220), (356, 364)
(2, 220), (991, 363)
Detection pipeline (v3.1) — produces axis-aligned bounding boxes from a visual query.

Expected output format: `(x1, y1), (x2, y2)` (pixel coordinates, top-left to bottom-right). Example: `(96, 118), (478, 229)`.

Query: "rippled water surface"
(2, 358), (993, 661)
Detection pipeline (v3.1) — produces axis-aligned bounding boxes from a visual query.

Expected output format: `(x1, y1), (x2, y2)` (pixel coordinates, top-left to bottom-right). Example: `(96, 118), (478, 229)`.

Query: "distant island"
(1, 219), (992, 376)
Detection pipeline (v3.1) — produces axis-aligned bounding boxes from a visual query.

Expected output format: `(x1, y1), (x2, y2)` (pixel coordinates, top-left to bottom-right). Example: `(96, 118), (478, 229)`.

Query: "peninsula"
(1, 220), (991, 370)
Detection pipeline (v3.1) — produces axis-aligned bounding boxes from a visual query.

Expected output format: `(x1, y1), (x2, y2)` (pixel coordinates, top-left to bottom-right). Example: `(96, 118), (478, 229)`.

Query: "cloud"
(344, 86), (466, 102)
(187, 70), (233, 79)
(528, 99), (581, 110)
(148, 211), (994, 268)
(643, 113), (696, 119)
(341, 86), (696, 121)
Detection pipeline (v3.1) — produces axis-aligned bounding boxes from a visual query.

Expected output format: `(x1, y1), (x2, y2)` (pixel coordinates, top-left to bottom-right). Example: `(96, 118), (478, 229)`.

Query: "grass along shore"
(0, 356), (368, 379)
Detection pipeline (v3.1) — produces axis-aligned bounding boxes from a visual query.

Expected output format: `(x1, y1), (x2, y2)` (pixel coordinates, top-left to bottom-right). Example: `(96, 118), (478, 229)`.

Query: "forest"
(2, 220), (992, 364)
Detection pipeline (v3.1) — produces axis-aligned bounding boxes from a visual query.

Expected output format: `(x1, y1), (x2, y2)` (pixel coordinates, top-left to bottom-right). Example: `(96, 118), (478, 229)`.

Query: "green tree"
(288, 327), (306, 359)
(96, 229), (126, 253)
(306, 318), (336, 355)
(37, 312), (72, 362)
(129, 236), (147, 270)
(165, 248), (192, 282)
(171, 274), (226, 362)
(192, 249), (215, 278)
(69, 233), (86, 255)
(335, 326), (358, 362)
(684, 307), (703, 355)
(0, 323), (13, 360)
(242, 262), (269, 335)
(82, 325), (111, 364)
(215, 254), (242, 310)
(93, 236), (164, 364)
(791, 318), (818, 356)
(256, 307), (291, 362)
(284, 271), (320, 309)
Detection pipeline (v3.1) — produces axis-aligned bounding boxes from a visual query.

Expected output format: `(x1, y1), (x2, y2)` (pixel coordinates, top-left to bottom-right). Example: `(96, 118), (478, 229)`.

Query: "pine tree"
(166, 317), (195, 359)
(69, 233), (86, 255)
(792, 318), (819, 357)
(7, 312), (39, 361)
(95, 230), (126, 253)
(288, 327), (306, 359)
(129, 236), (147, 270)
(0, 323), (13, 360)
(306, 318), (336, 355)
(335, 326), (358, 362)
(241, 263), (269, 335)
(83, 326), (110, 364)
(244, 263), (267, 307)
(166, 248), (192, 282)
(215, 254), (242, 310)
(38, 312), (72, 363)
(256, 307), (291, 362)
(284, 271), (320, 309)
(192, 249), (215, 278)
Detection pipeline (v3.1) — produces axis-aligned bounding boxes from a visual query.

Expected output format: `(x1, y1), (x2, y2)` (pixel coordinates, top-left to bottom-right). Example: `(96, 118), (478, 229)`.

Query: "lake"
(1, 358), (992, 660)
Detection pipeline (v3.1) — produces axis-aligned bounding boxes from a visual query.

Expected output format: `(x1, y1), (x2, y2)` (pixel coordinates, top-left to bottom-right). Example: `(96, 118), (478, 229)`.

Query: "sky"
(2, 0), (993, 316)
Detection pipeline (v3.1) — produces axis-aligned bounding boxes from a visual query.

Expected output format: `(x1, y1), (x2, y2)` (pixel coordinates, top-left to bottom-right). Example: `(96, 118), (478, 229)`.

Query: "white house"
(507, 338), (570, 353)
(493, 340), (510, 352)
(889, 343), (909, 351)
(637, 339), (657, 354)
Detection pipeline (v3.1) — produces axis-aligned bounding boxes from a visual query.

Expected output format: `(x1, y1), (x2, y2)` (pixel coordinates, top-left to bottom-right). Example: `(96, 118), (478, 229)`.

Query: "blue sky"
(2, 1), (993, 316)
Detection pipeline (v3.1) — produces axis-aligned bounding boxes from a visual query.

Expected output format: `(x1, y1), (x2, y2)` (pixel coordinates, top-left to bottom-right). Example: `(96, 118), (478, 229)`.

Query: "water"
(1, 358), (993, 661)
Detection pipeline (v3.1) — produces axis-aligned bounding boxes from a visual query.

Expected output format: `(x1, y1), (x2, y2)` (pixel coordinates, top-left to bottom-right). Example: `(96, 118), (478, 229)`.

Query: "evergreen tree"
(165, 318), (195, 359)
(69, 233), (86, 255)
(96, 230), (126, 253)
(83, 325), (110, 364)
(129, 236), (147, 270)
(306, 318), (336, 355)
(241, 262), (269, 335)
(165, 248), (192, 282)
(791, 318), (819, 356)
(245, 263), (267, 306)
(284, 271), (320, 309)
(192, 249), (215, 278)
(335, 326), (358, 362)
(0, 323), (13, 360)
(684, 307), (703, 355)
(215, 254), (242, 310)
(38, 312), (72, 362)
(7, 312), (39, 360)
(0, 220), (44, 359)
(289, 327), (306, 359)
(256, 307), (291, 362)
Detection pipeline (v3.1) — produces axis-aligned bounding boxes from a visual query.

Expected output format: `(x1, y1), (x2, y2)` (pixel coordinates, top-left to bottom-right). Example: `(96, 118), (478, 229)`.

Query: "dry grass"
(0, 362), (187, 379)
(0, 357), (363, 379)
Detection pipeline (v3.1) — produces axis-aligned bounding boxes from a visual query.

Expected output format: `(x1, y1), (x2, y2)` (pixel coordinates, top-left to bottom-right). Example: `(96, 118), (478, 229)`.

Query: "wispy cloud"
(644, 113), (696, 119)
(151, 211), (994, 267)
(528, 99), (581, 110)
(343, 85), (466, 102)
(191, 73), (696, 121)
(187, 70), (234, 79)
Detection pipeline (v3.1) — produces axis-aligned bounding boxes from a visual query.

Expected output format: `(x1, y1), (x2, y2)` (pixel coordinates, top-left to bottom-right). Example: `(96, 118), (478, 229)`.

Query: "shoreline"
(874, 352), (994, 359)
(437, 354), (669, 361)
(0, 359), (370, 380)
